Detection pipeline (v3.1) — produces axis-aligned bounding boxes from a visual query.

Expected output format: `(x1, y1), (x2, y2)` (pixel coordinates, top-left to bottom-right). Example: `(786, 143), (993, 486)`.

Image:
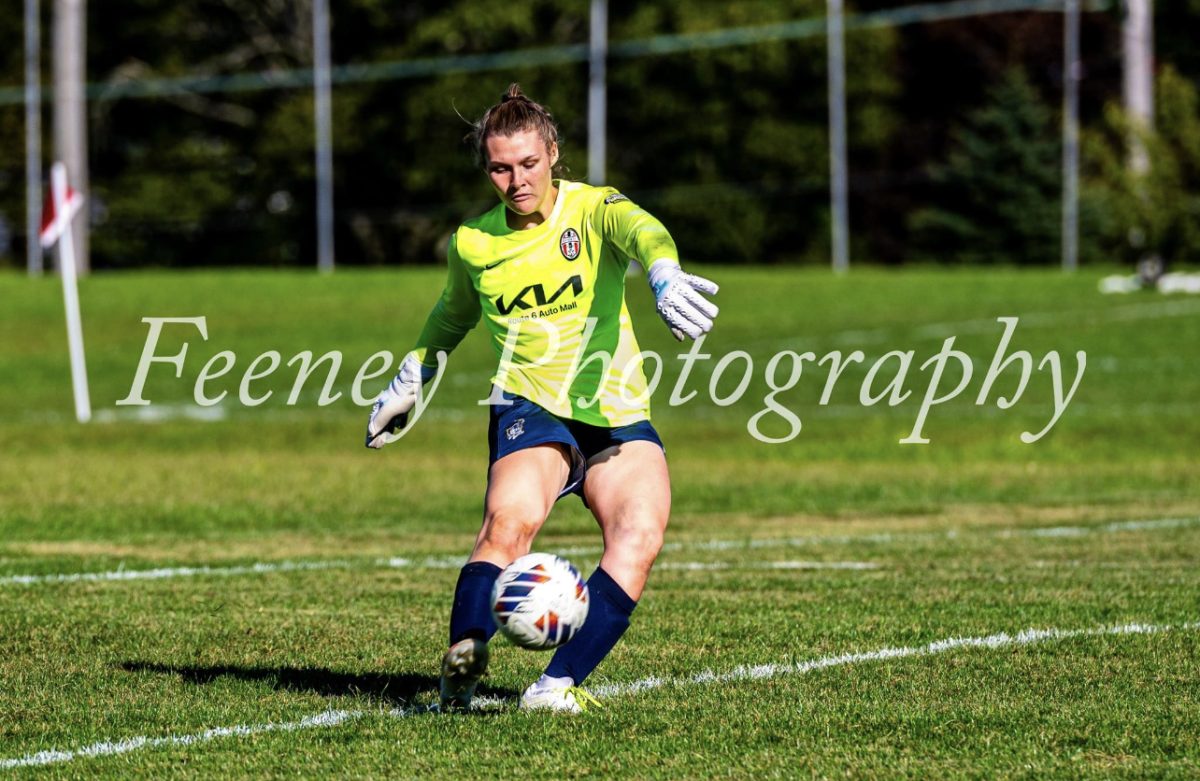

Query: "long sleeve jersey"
(412, 180), (678, 427)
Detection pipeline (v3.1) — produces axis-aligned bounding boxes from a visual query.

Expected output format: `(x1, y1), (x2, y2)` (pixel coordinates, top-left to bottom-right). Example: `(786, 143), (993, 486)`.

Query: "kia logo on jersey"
(559, 228), (581, 261)
(495, 275), (584, 315)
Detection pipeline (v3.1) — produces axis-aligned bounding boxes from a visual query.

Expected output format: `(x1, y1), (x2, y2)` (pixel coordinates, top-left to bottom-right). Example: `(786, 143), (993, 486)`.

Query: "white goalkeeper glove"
(647, 260), (719, 341)
(365, 353), (436, 449)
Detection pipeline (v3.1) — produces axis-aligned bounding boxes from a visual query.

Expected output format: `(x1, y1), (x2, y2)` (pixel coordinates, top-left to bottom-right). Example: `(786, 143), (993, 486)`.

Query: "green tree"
(1082, 65), (1200, 267)
(75, 0), (904, 267)
(602, 0), (898, 264)
(908, 69), (1061, 265)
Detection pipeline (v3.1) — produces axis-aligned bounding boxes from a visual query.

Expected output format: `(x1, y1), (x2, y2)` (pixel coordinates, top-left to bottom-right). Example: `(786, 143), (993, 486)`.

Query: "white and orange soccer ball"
(491, 553), (589, 650)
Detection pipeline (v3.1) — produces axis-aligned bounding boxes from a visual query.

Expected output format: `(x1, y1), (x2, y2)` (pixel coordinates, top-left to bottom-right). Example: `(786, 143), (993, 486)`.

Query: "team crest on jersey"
(559, 228), (581, 261)
(506, 418), (526, 441)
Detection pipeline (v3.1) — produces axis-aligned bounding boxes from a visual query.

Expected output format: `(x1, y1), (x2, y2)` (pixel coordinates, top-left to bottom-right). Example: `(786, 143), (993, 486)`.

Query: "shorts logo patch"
(505, 418), (526, 441)
(603, 193), (629, 204)
(559, 228), (581, 261)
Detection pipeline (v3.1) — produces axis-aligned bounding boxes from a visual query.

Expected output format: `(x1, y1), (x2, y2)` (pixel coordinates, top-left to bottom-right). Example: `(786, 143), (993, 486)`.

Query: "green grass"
(0, 267), (1197, 778)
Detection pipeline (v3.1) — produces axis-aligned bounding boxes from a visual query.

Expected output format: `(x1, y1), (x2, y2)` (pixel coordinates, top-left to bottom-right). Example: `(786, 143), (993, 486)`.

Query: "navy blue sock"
(544, 566), (637, 685)
(448, 561), (502, 646)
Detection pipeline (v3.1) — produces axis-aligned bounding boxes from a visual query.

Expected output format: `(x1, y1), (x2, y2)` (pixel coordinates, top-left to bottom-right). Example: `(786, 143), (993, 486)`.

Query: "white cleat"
(520, 679), (602, 713)
(439, 638), (489, 712)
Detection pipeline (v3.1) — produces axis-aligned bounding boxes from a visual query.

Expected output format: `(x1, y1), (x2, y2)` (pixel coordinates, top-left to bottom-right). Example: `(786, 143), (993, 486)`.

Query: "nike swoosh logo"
(485, 259), (508, 270)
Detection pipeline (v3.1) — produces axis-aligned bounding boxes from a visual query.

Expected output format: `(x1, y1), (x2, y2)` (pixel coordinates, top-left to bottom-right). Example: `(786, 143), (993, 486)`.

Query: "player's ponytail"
(469, 84), (562, 172)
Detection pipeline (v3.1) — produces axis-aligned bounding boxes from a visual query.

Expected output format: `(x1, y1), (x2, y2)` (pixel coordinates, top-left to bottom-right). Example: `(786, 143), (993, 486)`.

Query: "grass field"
(0, 267), (1198, 778)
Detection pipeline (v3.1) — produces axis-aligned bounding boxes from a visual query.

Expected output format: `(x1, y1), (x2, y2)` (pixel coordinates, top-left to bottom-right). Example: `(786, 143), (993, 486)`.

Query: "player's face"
(485, 130), (559, 220)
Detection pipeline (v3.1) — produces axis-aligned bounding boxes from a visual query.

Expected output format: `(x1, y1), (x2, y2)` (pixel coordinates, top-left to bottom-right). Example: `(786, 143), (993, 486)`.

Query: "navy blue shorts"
(487, 391), (664, 501)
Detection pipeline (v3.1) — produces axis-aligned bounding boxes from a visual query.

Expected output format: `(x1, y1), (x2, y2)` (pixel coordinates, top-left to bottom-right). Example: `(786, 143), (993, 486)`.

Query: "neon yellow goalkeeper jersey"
(411, 180), (679, 427)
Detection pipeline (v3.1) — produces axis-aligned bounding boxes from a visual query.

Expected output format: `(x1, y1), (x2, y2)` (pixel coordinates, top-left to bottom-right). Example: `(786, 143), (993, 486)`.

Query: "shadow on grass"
(120, 662), (518, 707)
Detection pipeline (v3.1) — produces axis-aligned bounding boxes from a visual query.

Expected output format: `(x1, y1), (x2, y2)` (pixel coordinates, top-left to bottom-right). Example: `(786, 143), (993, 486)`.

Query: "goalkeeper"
(366, 84), (719, 713)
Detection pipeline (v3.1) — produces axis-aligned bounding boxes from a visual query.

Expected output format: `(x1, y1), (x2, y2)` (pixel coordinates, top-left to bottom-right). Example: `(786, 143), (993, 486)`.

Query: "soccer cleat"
(439, 638), (489, 712)
(519, 680), (603, 713)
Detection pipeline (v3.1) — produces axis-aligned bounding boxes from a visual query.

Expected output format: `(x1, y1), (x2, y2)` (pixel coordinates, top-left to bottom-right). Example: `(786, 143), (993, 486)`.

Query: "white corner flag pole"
(50, 162), (92, 423)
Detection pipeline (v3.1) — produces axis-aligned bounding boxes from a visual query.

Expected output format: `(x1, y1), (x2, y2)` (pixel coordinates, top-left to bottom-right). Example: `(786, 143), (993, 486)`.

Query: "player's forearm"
(412, 299), (477, 369)
(412, 233), (481, 370)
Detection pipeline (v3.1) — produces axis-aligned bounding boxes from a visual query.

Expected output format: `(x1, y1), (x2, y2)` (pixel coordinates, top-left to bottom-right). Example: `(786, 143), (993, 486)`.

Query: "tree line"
(0, 0), (1197, 269)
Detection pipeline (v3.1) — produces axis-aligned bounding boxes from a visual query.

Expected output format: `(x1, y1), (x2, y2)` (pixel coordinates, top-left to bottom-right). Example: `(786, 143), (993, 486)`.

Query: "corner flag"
(39, 178), (85, 249)
(42, 162), (92, 423)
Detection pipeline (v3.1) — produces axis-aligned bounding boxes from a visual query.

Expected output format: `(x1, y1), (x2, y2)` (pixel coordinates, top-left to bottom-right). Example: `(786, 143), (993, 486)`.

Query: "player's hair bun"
(469, 83), (561, 170)
(500, 84), (528, 104)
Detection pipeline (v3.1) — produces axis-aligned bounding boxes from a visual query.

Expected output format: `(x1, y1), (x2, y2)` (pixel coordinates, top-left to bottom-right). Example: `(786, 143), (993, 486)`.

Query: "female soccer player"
(365, 84), (719, 713)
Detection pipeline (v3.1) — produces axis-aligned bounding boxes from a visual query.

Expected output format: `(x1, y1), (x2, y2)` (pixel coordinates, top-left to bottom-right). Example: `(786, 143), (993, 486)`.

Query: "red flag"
(39, 181), (85, 249)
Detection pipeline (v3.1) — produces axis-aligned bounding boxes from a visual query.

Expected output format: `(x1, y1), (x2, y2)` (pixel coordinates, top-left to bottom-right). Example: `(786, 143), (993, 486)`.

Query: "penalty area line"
(2, 619), (1195, 769)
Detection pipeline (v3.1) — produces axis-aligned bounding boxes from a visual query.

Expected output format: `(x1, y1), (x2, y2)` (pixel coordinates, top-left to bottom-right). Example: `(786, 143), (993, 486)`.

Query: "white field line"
(91, 404), (229, 423)
(0, 554), (878, 586)
(1029, 559), (1198, 570)
(2, 515), (1196, 589)
(657, 560), (880, 571)
(590, 620), (1200, 696)
(0, 709), (368, 770)
(3, 619), (1194, 770)
(998, 516), (1200, 538)
(665, 515), (1200, 552)
(0, 559), (352, 585)
(72, 393), (1198, 428)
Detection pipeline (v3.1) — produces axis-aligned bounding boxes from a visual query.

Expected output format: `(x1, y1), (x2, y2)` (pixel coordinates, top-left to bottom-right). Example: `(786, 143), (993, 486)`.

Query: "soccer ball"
(491, 553), (589, 650)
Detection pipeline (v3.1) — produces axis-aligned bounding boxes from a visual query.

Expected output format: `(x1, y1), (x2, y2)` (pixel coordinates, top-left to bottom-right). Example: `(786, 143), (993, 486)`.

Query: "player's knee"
(478, 507), (543, 559)
(609, 517), (665, 565)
